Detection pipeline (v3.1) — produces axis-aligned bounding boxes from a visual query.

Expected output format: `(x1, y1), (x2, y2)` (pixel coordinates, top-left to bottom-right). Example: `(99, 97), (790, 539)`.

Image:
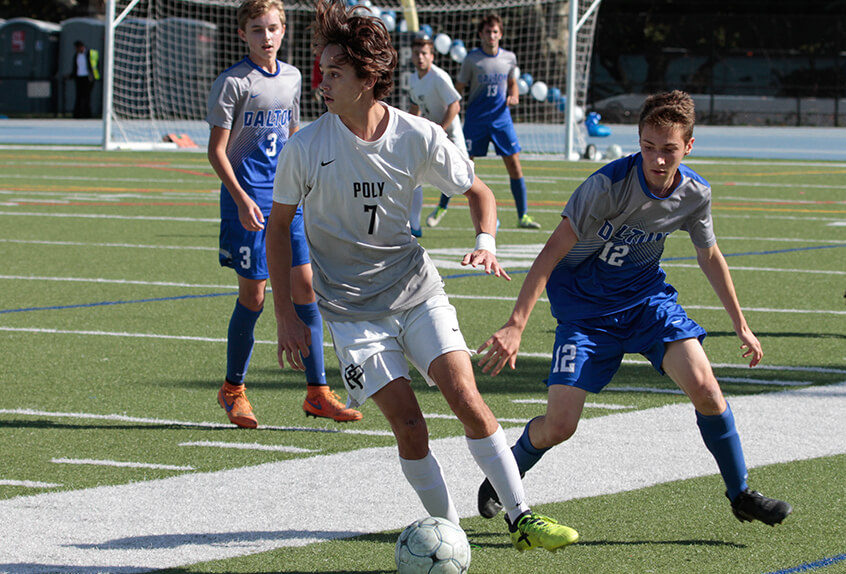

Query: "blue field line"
(765, 553), (846, 574)
(1, 243), (843, 313)
(0, 291), (237, 315)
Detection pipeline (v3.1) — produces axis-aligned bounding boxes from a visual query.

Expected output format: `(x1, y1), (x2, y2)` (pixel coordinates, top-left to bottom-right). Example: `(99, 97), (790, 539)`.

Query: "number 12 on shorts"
(552, 343), (577, 373)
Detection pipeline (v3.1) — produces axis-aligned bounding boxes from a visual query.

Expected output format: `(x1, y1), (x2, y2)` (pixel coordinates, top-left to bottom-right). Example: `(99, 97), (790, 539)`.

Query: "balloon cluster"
(351, 0), (605, 132)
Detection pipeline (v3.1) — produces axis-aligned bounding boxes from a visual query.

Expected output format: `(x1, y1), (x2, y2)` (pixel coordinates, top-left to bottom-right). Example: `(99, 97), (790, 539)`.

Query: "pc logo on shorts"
(344, 363), (364, 390)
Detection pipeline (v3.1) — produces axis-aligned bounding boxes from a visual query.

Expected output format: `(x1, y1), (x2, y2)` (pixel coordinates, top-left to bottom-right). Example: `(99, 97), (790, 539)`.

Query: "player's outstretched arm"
(695, 243), (763, 367)
(266, 201), (311, 371)
(478, 217), (578, 376)
(208, 126), (265, 231)
(461, 176), (510, 281)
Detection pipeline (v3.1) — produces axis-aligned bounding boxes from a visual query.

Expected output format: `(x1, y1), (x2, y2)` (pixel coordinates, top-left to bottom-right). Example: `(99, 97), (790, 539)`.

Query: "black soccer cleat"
(478, 477), (504, 519)
(728, 488), (792, 526)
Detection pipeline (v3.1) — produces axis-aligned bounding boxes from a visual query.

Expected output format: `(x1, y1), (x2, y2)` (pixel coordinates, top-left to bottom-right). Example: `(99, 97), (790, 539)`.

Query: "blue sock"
(294, 302), (326, 385)
(511, 418), (549, 475)
(226, 300), (262, 384)
(510, 178), (528, 219)
(696, 403), (749, 501)
(438, 193), (451, 209)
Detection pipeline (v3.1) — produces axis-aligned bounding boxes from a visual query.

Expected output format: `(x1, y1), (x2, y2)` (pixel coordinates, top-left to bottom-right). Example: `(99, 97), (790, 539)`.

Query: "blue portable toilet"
(59, 17), (105, 117)
(0, 18), (61, 115)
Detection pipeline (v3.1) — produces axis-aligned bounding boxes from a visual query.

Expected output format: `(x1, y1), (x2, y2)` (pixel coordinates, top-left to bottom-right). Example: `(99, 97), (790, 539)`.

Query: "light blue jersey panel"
(547, 153), (715, 321)
(207, 57), (301, 218)
(458, 47), (516, 130)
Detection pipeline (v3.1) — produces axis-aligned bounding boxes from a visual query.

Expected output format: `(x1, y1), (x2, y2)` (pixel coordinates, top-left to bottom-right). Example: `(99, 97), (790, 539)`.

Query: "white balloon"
(449, 44), (467, 63)
(573, 105), (585, 123)
(517, 78), (529, 95)
(381, 12), (396, 32)
(434, 33), (452, 55)
(399, 18), (408, 32)
(530, 81), (548, 102)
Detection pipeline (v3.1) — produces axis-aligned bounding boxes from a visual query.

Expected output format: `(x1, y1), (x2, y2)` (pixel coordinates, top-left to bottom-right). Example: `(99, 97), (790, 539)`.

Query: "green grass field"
(1, 148), (844, 573)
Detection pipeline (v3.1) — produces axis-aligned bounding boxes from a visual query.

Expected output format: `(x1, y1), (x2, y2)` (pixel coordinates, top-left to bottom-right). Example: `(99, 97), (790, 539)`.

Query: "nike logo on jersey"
(321, 159), (335, 166)
(250, 93), (260, 98)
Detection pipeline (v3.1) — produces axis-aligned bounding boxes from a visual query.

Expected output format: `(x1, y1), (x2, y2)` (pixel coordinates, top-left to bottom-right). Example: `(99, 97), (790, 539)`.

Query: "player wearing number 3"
(207, 0), (361, 429)
(476, 91), (792, 528)
(268, 0), (579, 553)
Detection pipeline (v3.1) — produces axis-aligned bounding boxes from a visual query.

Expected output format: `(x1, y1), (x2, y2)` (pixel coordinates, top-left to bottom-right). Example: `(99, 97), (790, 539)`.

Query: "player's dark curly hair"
(311, 0), (397, 100)
(638, 90), (695, 141)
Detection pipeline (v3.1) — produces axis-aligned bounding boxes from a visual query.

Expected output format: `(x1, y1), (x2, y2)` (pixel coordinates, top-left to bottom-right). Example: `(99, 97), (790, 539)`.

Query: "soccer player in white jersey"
(475, 91), (792, 527)
(448, 14), (541, 230)
(207, 0), (361, 429)
(267, 0), (579, 553)
(406, 33), (468, 236)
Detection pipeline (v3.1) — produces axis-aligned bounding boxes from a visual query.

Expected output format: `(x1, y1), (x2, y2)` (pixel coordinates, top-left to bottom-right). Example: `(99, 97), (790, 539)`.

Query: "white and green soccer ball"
(395, 516), (471, 573)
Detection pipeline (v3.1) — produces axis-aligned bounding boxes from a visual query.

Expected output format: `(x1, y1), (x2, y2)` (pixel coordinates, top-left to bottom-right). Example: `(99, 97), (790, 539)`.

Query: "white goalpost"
(103, 0), (601, 156)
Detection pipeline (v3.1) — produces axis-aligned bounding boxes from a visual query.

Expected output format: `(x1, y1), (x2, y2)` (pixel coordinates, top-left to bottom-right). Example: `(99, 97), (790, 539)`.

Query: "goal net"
(104, 0), (601, 156)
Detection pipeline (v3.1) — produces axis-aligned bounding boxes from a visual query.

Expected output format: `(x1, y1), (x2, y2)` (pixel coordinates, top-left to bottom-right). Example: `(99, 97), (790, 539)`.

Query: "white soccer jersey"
(273, 104), (475, 321)
(408, 63), (466, 151)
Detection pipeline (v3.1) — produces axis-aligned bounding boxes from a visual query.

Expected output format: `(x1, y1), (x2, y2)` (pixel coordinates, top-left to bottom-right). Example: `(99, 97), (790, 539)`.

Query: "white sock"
(466, 425), (530, 523)
(400, 451), (460, 526)
(410, 186), (423, 231)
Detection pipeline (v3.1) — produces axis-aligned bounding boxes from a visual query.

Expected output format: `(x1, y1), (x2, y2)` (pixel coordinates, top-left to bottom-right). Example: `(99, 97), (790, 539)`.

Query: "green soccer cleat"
(426, 206), (448, 227)
(518, 214), (541, 229)
(507, 512), (579, 553)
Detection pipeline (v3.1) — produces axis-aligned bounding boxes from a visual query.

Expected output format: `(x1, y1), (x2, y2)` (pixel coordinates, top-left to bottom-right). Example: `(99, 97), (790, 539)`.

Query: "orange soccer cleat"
(218, 381), (258, 428)
(303, 386), (363, 422)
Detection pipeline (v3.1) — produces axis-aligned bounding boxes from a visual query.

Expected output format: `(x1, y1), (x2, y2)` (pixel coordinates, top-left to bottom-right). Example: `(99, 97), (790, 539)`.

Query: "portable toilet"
(0, 18), (61, 115)
(59, 17), (105, 117)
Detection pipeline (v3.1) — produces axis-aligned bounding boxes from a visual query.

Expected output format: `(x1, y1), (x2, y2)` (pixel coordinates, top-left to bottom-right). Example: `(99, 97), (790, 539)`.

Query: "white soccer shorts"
(326, 294), (471, 408)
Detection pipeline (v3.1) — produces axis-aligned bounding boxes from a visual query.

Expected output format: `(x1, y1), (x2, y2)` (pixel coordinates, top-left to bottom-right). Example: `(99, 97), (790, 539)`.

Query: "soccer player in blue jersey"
(475, 91), (792, 527)
(207, 0), (362, 428)
(427, 14), (540, 230)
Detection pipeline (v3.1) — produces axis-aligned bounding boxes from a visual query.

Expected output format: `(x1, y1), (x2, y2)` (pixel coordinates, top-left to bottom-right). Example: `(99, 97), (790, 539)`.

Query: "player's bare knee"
(543, 417), (579, 445)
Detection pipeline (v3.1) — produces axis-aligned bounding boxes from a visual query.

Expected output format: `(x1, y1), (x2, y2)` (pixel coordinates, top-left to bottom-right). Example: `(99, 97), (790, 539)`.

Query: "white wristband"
(474, 232), (496, 255)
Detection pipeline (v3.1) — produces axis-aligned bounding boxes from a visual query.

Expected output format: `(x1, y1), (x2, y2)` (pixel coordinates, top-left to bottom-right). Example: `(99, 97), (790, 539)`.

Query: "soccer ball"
(395, 516), (471, 573)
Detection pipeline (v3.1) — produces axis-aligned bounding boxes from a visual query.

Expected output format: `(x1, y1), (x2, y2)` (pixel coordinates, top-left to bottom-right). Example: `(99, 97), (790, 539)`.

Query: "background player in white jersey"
(475, 91), (792, 527)
(445, 14), (541, 230)
(267, 0), (578, 553)
(207, 0), (361, 428)
(406, 33), (468, 236)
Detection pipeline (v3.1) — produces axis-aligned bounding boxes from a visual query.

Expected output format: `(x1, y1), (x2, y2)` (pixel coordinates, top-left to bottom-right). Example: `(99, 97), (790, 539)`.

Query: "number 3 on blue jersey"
(265, 133), (278, 157)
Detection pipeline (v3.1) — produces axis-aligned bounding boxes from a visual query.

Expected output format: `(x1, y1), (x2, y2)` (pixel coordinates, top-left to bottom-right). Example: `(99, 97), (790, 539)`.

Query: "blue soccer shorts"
(465, 116), (522, 157)
(547, 294), (707, 393)
(219, 207), (309, 280)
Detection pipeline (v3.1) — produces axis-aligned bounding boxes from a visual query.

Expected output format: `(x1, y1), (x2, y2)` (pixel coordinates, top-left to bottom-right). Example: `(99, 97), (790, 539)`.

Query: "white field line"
(718, 377), (810, 386)
(423, 412), (531, 424)
(2, 327), (843, 379)
(0, 275), (232, 289)
(179, 441), (320, 454)
(0, 409), (394, 437)
(51, 458), (195, 471)
(512, 399), (634, 410)
(0, 480), (62, 488)
(0, 211), (218, 223)
(607, 386), (686, 395)
(0, 383), (842, 572)
(0, 238), (216, 251)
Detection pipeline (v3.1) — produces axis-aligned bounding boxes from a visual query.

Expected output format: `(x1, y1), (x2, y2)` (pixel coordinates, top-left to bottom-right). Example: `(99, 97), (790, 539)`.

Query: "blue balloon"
(557, 97), (567, 112)
(520, 73), (533, 87)
(420, 24), (433, 37)
(547, 87), (561, 103)
(451, 39), (464, 48)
